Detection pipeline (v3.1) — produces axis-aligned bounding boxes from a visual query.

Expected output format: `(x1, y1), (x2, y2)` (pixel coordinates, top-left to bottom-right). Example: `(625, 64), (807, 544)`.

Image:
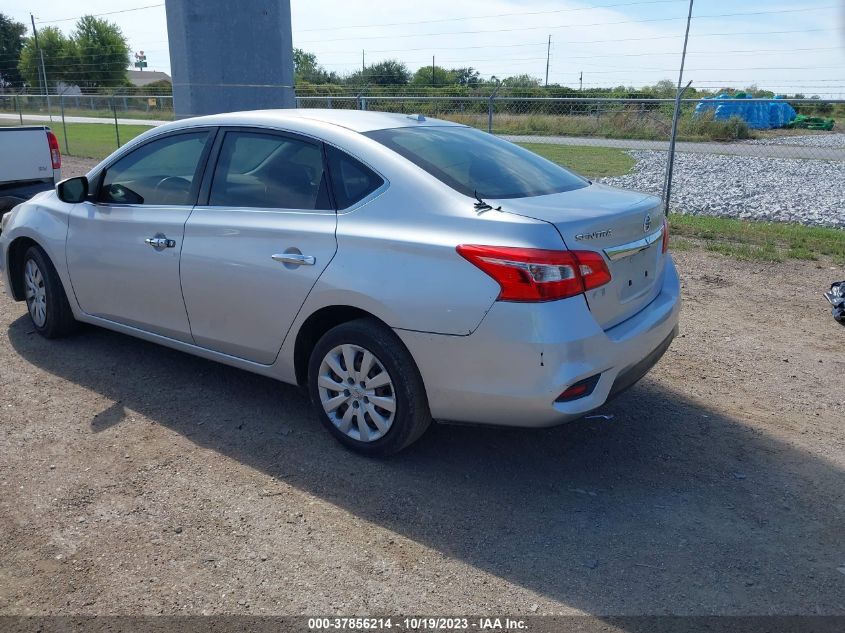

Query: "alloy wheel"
(317, 343), (396, 442)
(24, 259), (47, 328)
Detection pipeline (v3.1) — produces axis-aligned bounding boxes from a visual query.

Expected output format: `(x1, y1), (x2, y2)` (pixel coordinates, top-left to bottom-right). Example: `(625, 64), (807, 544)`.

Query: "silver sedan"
(0, 110), (680, 455)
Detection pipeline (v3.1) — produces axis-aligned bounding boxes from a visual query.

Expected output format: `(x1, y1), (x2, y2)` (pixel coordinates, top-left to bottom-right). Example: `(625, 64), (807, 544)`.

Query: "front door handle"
(272, 253), (316, 266)
(145, 236), (176, 249)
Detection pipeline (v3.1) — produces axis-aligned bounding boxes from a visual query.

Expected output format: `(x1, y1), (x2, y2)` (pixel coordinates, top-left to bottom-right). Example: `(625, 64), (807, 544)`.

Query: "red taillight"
(456, 244), (611, 302)
(46, 130), (61, 169)
(662, 216), (669, 254)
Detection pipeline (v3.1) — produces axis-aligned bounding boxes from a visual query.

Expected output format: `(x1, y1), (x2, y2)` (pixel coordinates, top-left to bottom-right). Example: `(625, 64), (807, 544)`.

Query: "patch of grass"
(14, 106), (173, 121)
(52, 123), (151, 159)
(517, 143), (635, 178)
(678, 111), (751, 141)
(445, 110), (753, 142)
(670, 214), (845, 265)
(705, 241), (783, 263)
(668, 235), (695, 252)
(0, 120), (151, 159)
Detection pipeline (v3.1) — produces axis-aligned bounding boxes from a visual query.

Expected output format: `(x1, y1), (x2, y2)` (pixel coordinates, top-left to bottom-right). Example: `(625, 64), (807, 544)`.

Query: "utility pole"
(662, 0), (695, 216)
(362, 50), (365, 73)
(579, 71), (583, 91)
(432, 56), (435, 85)
(30, 14), (52, 121)
(544, 35), (551, 88)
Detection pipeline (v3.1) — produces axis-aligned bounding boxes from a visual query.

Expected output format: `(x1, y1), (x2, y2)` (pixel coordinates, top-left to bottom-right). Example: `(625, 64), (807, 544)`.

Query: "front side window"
(365, 126), (588, 199)
(99, 131), (209, 205)
(209, 131), (330, 210)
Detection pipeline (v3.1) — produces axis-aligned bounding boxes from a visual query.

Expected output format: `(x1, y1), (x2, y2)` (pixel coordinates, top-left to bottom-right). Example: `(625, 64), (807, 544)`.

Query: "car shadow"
(7, 316), (845, 616)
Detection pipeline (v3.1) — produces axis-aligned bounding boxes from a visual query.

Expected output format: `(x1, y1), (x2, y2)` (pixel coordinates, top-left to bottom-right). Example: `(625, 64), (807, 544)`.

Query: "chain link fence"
(299, 94), (845, 227)
(1, 92), (842, 227)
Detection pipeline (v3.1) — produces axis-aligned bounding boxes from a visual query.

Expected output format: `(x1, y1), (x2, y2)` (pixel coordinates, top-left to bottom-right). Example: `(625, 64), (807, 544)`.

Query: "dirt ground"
(61, 156), (100, 179)
(1, 226), (843, 616)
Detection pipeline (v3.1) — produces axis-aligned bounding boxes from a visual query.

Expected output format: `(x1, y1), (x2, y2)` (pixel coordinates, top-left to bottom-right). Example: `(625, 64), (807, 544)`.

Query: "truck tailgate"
(0, 126), (54, 186)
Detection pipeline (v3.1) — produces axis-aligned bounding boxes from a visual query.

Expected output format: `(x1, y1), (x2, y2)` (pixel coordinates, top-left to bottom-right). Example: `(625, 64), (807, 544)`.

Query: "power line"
(310, 47), (843, 67)
(295, 5), (839, 44)
(502, 27), (842, 47)
(35, 3), (165, 24)
(297, 0), (687, 32)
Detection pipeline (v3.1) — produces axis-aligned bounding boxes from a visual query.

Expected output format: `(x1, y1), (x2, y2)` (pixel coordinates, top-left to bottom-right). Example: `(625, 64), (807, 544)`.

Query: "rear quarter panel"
(281, 165), (566, 351)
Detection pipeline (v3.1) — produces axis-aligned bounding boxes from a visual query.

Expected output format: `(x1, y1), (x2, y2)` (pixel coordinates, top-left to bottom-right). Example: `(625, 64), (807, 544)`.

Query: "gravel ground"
(1, 249), (844, 617)
(62, 156), (99, 179)
(601, 151), (845, 227)
(747, 133), (845, 148)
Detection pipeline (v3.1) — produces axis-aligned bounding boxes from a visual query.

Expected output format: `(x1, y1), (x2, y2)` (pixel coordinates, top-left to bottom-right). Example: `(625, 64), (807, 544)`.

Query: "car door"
(179, 128), (339, 364)
(66, 129), (215, 343)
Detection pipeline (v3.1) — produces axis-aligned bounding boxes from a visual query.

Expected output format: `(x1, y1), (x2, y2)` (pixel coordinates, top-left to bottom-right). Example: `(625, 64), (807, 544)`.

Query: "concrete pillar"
(164, 0), (295, 119)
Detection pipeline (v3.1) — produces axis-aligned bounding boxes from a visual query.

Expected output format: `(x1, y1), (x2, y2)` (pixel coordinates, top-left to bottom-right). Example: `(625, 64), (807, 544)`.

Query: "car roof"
(173, 108), (466, 134)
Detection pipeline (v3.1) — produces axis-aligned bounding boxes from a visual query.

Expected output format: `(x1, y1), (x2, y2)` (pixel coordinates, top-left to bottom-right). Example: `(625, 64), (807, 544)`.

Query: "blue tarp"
(694, 93), (797, 129)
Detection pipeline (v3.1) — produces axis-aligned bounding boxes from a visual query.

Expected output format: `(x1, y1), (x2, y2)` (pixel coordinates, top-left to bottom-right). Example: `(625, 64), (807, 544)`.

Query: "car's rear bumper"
(396, 255), (681, 427)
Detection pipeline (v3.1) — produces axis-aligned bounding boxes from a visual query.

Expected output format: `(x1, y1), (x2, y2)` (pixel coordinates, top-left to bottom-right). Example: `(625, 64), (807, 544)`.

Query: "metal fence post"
(487, 81), (502, 134)
(357, 87), (367, 111)
(663, 80), (692, 216)
(662, 0), (695, 215)
(15, 95), (23, 125)
(60, 94), (69, 156)
(111, 98), (121, 148)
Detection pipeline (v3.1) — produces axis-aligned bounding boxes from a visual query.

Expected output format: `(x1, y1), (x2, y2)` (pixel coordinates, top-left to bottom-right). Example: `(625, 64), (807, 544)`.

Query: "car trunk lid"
(491, 183), (666, 329)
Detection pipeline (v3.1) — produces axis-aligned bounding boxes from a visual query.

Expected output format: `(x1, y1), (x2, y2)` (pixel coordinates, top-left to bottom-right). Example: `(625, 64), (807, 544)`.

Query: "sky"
(4, 0), (845, 95)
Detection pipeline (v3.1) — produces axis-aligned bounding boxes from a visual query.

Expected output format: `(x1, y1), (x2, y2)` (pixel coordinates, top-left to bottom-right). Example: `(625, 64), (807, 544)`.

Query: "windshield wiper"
(474, 190), (502, 214)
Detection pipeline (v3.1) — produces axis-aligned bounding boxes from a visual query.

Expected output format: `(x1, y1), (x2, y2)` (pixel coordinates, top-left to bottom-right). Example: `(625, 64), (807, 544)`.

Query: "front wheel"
(307, 318), (431, 456)
(22, 245), (77, 339)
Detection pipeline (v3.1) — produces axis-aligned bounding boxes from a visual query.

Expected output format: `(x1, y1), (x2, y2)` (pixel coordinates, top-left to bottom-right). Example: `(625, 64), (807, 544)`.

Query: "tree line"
(0, 13), (130, 92)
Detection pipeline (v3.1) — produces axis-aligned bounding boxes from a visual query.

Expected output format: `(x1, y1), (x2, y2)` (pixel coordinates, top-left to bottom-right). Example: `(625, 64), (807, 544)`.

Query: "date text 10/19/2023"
(308, 617), (528, 630)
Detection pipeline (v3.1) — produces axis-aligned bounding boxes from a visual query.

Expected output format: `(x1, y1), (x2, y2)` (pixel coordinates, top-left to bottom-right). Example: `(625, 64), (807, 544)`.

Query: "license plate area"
(613, 242), (660, 302)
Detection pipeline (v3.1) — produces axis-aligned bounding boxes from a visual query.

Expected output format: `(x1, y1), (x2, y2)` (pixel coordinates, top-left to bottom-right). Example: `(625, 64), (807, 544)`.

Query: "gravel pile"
(601, 150), (845, 228)
(746, 133), (845, 148)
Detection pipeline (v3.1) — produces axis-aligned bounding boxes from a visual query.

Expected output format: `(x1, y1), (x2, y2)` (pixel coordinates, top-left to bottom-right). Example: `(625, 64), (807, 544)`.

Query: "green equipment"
(787, 114), (835, 131)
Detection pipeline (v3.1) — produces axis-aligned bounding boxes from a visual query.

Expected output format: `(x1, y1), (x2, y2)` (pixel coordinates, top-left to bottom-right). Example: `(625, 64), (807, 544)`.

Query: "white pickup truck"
(0, 126), (62, 221)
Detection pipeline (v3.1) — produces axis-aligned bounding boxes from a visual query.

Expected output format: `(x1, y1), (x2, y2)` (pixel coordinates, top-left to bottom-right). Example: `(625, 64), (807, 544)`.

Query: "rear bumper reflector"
(556, 373), (601, 402)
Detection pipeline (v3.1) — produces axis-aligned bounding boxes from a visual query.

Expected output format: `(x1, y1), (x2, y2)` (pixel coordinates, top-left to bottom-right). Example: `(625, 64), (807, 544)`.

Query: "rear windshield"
(365, 126), (588, 199)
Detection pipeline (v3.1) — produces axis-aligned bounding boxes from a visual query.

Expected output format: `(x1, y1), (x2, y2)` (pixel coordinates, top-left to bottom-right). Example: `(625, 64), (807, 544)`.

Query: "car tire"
(308, 318), (431, 456)
(22, 245), (77, 339)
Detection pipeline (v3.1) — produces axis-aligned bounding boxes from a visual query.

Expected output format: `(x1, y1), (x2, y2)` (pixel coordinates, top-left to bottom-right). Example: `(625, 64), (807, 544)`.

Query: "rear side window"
(209, 131), (330, 210)
(326, 145), (384, 209)
(365, 126), (587, 199)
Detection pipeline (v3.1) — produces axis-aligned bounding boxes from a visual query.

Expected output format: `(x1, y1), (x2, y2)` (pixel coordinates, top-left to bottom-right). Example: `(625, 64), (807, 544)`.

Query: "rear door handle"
(145, 236), (176, 249)
(272, 253), (316, 266)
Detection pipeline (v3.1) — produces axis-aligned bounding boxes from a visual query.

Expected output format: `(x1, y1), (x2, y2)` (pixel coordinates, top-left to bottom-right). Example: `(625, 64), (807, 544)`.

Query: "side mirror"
(56, 176), (89, 203)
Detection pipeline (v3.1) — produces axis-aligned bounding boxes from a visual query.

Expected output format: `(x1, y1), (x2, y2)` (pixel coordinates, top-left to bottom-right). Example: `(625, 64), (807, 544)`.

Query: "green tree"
(294, 48), (318, 76)
(293, 48), (339, 84)
(410, 65), (454, 87)
(0, 13), (26, 89)
(349, 59), (410, 86)
(450, 67), (480, 87)
(70, 16), (130, 89)
(648, 79), (676, 98)
(502, 74), (540, 88)
(18, 26), (72, 90)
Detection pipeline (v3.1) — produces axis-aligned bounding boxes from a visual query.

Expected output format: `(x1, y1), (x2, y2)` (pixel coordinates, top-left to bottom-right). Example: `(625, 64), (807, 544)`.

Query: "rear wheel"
(307, 318), (431, 456)
(22, 245), (77, 339)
